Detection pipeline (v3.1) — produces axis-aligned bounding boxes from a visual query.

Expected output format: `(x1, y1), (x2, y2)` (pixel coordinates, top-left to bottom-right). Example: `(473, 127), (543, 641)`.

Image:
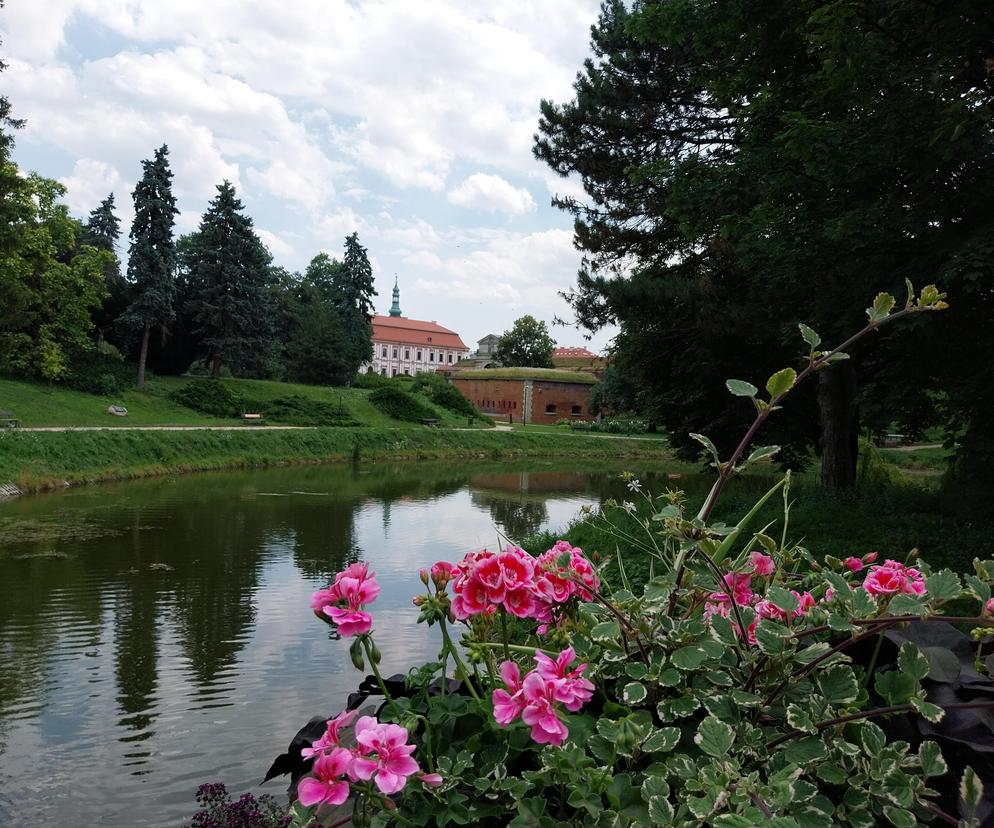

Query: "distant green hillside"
(454, 368), (598, 384)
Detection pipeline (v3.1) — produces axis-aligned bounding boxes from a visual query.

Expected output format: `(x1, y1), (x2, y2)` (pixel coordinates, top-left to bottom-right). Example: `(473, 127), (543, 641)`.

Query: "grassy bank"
(0, 427), (670, 493)
(0, 376), (472, 429)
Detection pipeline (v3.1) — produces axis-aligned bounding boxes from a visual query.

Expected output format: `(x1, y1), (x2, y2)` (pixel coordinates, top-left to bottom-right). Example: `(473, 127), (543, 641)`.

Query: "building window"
(417, 350), (422, 361)
(380, 368), (387, 376)
(404, 369), (409, 376)
(545, 404), (557, 415)
(571, 405), (582, 416)
(393, 348), (398, 358)
(381, 346), (387, 358)
(392, 368), (397, 376)
(448, 353), (453, 363)
(429, 352), (434, 362)
(405, 349), (410, 359)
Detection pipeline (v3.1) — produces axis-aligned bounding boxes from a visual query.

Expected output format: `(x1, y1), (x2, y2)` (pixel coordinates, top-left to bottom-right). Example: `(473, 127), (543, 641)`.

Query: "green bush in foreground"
(281, 285), (993, 828)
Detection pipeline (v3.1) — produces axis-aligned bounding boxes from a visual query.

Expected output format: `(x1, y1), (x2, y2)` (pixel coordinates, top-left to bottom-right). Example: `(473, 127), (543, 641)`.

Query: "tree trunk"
(211, 352), (222, 379)
(137, 323), (150, 389)
(818, 358), (859, 490)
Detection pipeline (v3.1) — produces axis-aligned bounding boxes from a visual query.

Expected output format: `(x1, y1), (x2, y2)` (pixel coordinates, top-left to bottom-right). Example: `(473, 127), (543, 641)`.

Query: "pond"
(0, 459), (679, 827)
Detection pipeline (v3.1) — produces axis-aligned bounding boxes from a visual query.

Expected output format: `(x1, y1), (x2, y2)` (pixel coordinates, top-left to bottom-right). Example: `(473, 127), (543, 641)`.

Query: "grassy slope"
(0, 376), (470, 429)
(0, 427), (670, 492)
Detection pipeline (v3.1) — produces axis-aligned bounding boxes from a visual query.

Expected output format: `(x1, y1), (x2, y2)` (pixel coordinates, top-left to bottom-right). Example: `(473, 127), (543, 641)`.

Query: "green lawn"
(509, 422), (667, 440)
(0, 376), (477, 430)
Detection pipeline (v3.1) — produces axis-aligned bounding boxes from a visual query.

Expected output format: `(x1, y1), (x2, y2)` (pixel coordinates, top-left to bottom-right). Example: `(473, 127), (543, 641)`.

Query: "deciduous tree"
(494, 315), (555, 369)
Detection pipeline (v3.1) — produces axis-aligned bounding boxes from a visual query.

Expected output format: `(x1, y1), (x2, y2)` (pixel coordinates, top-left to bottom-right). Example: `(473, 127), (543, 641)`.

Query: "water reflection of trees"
(0, 460), (657, 753)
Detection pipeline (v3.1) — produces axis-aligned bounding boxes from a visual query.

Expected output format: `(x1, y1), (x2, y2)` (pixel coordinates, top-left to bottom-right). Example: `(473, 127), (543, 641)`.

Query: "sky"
(1, 0), (618, 352)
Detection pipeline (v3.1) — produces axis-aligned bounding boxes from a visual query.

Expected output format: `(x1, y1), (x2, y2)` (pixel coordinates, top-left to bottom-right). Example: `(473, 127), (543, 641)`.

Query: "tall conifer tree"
(84, 193), (126, 346)
(123, 145), (177, 388)
(186, 181), (272, 378)
(333, 232), (377, 376)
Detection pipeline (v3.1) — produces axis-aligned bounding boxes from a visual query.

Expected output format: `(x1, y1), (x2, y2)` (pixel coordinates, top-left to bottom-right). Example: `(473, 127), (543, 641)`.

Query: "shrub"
(368, 385), (437, 423)
(62, 350), (135, 396)
(263, 395), (358, 427)
(272, 285), (991, 828)
(353, 371), (394, 389)
(171, 379), (244, 418)
(412, 372), (484, 420)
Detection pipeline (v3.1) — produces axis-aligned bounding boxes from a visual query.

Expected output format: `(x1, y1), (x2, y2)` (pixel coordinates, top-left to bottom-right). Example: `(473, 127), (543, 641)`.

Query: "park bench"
(420, 418), (440, 427)
(241, 413), (266, 425)
(0, 410), (20, 429)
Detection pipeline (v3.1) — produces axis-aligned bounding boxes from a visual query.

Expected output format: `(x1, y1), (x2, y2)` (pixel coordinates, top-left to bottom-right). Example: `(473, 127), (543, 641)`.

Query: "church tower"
(389, 276), (402, 317)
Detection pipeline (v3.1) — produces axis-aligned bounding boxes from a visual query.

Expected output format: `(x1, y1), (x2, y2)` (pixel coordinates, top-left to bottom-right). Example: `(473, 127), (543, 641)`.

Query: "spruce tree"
(186, 181), (272, 378)
(333, 232), (377, 377)
(84, 193), (126, 347)
(123, 145), (178, 388)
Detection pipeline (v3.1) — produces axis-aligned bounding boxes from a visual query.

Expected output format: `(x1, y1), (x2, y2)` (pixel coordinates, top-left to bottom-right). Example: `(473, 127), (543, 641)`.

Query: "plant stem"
(861, 630), (885, 689)
(476, 641), (559, 657)
(361, 637), (399, 717)
(499, 607), (511, 661)
(439, 619), (482, 702)
(766, 699), (994, 750)
(698, 308), (913, 525)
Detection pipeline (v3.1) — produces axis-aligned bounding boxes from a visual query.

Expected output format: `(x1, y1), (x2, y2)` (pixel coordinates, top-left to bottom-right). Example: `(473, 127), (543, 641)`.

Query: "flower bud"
(419, 568), (430, 586)
(413, 595), (425, 606)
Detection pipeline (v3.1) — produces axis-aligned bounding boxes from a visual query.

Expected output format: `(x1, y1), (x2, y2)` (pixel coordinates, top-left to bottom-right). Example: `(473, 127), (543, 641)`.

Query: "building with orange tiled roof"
(552, 346), (598, 359)
(363, 278), (470, 376)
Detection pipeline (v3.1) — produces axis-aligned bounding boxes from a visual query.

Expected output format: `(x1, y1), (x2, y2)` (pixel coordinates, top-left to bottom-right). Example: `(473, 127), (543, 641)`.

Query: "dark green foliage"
(83, 193), (127, 348)
(535, 0), (994, 487)
(171, 379), (243, 418)
(333, 234), (377, 376)
(588, 363), (638, 417)
(411, 372), (485, 419)
(120, 144), (178, 387)
(494, 315), (555, 368)
(353, 371), (395, 389)
(261, 395), (357, 427)
(282, 277), (353, 387)
(185, 181), (273, 378)
(368, 385), (436, 423)
(62, 350), (135, 396)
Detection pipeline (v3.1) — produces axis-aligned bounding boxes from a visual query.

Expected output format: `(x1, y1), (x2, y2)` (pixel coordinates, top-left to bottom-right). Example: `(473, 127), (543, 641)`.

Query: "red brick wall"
(451, 377), (595, 425)
(530, 381), (595, 425)
(451, 378), (525, 420)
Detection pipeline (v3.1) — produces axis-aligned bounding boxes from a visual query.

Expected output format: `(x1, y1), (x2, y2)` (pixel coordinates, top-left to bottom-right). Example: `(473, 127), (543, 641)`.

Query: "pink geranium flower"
(710, 572), (753, 607)
(313, 562), (380, 637)
(533, 647), (594, 712)
(862, 559), (927, 597)
(844, 556), (865, 573)
(749, 551), (775, 576)
(302, 709), (359, 760)
(520, 672), (570, 746)
(351, 717), (420, 794)
(297, 747), (353, 807)
(492, 661), (525, 725)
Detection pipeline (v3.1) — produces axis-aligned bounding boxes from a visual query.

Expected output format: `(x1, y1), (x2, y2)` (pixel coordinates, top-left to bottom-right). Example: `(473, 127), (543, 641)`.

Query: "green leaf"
(786, 704), (816, 734)
(867, 292), (896, 323)
(622, 681), (647, 705)
(875, 670), (916, 705)
(924, 569), (961, 602)
(911, 697), (945, 723)
(694, 715), (734, 757)
(887, 594), (927, 616)
(642, 726), (680, 753)
(746, 444), (780, 464)
(817, 665), (859, 705)
(881, 806), (915, 828)
(798, 322), (821, 349)
(897, 642), (930, 681)
(961, 765), (984, 810)
(591, 619), (621, 643)
(861, 722), (886, 756)
(703, 694), (740, 724)
(726, 379), (759, 397)
(689, 432), (720, 464)
(670, 645), (709, 670)
(646, 796), (673, 825)
(754, 621), (790, 655)
(767, 586), (800, 615)
(784, 736), (827, 764)
(919, 741), (948, 778)
(905, 278), (915, 308)
(766, 367), (797, 399)
(965, 574), (991, 603)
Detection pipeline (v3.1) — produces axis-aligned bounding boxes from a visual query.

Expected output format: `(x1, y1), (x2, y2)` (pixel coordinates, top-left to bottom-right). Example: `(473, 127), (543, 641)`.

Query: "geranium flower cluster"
(861, 558), (926, 597)
(491, 647), (594, 746)
(448, 541), (599, 629)
(311, 563), (380, 637)
(298, 710), (442, 808)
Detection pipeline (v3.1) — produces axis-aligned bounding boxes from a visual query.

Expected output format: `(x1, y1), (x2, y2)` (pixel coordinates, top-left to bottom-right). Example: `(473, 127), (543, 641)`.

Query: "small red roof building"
(371, 315), (468, 350)
(552, 346), (598, 359)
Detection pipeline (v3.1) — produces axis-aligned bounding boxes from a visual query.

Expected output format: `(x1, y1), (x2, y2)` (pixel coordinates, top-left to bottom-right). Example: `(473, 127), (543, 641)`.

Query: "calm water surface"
(0, 459), (674, 827)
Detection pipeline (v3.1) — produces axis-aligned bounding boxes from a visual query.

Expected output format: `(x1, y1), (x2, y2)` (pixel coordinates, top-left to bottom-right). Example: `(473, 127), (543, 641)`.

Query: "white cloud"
(59, 158), (127, 216)
(447, 173), (536, 215)
(257, 228), (294, 259)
